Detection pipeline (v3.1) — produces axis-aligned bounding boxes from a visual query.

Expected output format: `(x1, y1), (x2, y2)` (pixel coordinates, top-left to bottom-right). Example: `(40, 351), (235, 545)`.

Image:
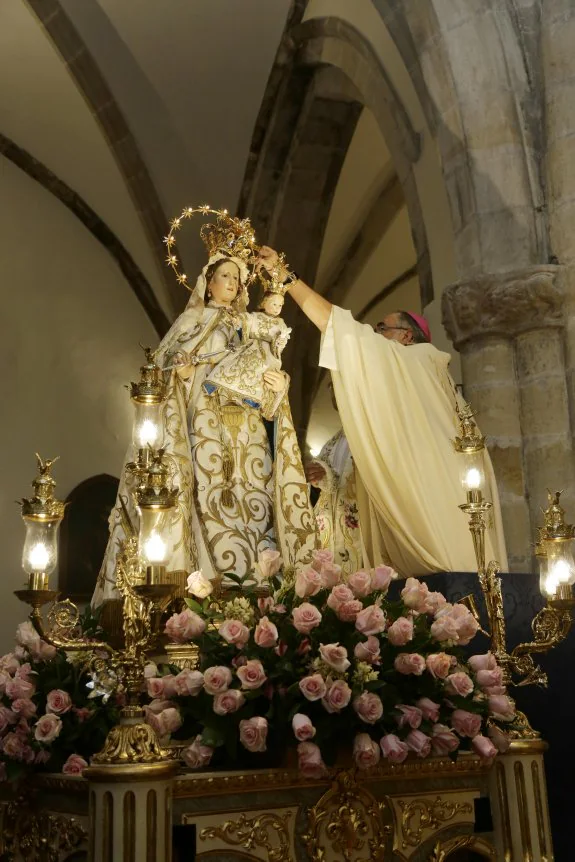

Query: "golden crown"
(163, 206), (258, 290)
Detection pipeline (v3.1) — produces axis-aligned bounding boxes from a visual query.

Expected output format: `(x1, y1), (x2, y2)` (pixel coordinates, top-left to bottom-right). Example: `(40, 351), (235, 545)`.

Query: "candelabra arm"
(28, 604), (113, 654)
(508, 604), (574, 686)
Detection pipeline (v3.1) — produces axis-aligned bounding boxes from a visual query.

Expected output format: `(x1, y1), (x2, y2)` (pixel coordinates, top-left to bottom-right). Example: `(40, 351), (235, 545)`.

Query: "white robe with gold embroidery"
(319, 307), (507, 575)
(314, 428), (363, 576)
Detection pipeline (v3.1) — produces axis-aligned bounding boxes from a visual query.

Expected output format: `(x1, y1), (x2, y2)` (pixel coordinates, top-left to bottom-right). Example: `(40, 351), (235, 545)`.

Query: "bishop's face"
(375, 312), (414, 345)
(208, 261), (241, 306)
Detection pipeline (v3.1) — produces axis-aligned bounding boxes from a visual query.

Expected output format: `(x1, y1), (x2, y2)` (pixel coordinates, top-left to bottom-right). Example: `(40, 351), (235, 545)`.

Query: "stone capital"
(441, 265), (563, 348)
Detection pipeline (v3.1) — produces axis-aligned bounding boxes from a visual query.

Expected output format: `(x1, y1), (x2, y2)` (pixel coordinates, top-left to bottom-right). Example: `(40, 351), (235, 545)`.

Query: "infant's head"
(259, 291), (284, 317)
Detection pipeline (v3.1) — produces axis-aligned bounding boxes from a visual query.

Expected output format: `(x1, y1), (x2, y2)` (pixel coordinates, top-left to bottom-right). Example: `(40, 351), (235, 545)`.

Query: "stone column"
(544, 4), (575, 462)
(489, 739), (553, 862)
(442, 265), (572, 571)
(84, 761), (177, 862)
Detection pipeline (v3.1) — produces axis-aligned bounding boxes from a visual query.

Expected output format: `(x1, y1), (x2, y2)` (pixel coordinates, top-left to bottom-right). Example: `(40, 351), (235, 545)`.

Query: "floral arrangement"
(0, 613), (118, 782)
(148, 550), (515, 776)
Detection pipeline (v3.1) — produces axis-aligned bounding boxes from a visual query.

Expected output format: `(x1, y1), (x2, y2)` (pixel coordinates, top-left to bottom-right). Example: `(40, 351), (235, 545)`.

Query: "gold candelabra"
(454, 405), (575, 735)
(14, 352), (180, 765)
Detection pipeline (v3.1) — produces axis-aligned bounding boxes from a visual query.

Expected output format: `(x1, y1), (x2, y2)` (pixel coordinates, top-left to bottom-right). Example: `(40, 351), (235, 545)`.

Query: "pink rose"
(416, 698), (440, 723)
(488, 724), (511, 753)
(258, 596), (274, 615)
(11, 698), (37, 719)
(292, 603), (322, 634)
(254, 616), (278, 648)
(164, 608), (206, 643)
(406, 729), (432, 758)
(257, 548), (282, 579)
(5, 677), (35, 700)
(387, 616), (414, 647)
(295, 567), (323, 598)
(182, 735), (214, 768)
(445, 672), (474, 698)
(319, 643), (350, 673)
(355, 605), (386, 636)
(424, 591), (447, 614)
(73, 707), (91, 722)
(161, 675), (179, 698)
(236, 660), (267, 690)
(337, 600), (363, 622)
(476, 668), (504, 690)
(371, 565), (395, 592)
(292, 713), (316, 742)
(203, 666), (233, 695)
(401, 577), (430, 612)
(296, 639), (310, 655)
(311, 549), (334, 572)
(0, 707), (16, 733)
(0, 653), (20, 674)
(62, 754), (88, 775)
(468, 652), (497, 673)
(394, 653), (426, 675)
(239, 716), (268, 752)
(472, 734), (498, 761)
(348, 570), (372, 598)
(15, 622), (56, 661)
(425, 653), (454, 679)
(450, 604), (480, 645)
(319, 561), (342, 588)
(147, 698), (173, 715)
(395, 705), (423, 729)
(431, 724), (460, 756)
(2, 733), (26, 760)
(353, 733), (381, 770)
(144, 662), (158, 679)
(161, 708), (182, 735)
(353, 692), (383, 725)
(354, 636), (380, 664)
(451, 709), (482, 738)
(326, 584), (354, 611)
(15, 663), (32, 681)
(34, 713), (62, 744)
(35, 750), (51, 765)
(0, 671), (10, 693)
(488, 695), (515, 721)
(275, 641), (289, 656)
(430, 609), (460, 643)
(174, 669), (204, 697)
(146, 677), (165, 699)
(297, 741), (327, 779)
(219, 619), (250, 648)
(380, 733), (409, 763)
(213, 689), (245, 715)
(299, 674), (327, 702)
(273, 604), (287, 614)
(322, 679), (352, 714)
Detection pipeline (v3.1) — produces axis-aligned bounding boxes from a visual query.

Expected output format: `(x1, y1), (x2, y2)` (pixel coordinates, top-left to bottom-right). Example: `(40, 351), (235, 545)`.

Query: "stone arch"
(26, 0), (179, 311)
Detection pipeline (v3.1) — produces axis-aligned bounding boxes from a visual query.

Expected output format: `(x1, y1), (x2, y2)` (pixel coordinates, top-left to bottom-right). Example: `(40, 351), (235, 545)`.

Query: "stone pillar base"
(85, 760), (177, 862)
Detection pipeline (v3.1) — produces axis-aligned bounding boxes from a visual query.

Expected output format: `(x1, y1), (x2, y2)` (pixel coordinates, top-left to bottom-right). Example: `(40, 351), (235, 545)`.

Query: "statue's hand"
(263, 370), (286, 393)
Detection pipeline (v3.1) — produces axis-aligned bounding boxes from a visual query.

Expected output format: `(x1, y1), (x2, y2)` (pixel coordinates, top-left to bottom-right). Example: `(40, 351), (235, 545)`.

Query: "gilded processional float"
(1, 208), (573, 862)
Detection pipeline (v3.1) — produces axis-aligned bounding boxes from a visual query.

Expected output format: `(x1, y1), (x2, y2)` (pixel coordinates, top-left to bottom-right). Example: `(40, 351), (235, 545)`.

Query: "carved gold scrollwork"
(430, 834), (496, 860)
(398, 796), (473, 849)
(0, 795), (87, 861)
(199, 811), (292, 862)
(303, 770), (391, 862)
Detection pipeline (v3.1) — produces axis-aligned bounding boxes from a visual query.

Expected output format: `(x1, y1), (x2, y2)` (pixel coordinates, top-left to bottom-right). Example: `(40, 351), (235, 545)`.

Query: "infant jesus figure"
(203, 289), (291, 419)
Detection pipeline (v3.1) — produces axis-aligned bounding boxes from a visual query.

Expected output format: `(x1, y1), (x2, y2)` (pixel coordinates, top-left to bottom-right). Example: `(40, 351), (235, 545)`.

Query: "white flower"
(223, 597), (255, 626)
(187, 569), (213, 600)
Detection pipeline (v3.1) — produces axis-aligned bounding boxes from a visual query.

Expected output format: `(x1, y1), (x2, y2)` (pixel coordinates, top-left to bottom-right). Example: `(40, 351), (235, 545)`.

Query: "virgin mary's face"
(208, 261), (241, 306)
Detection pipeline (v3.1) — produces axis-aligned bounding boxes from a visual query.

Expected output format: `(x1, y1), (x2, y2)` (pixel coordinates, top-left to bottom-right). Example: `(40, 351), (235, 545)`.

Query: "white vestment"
(319, 307), (508, 575)
(314, 429), (363, 576)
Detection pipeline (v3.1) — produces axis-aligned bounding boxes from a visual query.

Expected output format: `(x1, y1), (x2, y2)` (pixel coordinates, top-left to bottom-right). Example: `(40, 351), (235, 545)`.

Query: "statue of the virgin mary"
(93, 211), (317, 606)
